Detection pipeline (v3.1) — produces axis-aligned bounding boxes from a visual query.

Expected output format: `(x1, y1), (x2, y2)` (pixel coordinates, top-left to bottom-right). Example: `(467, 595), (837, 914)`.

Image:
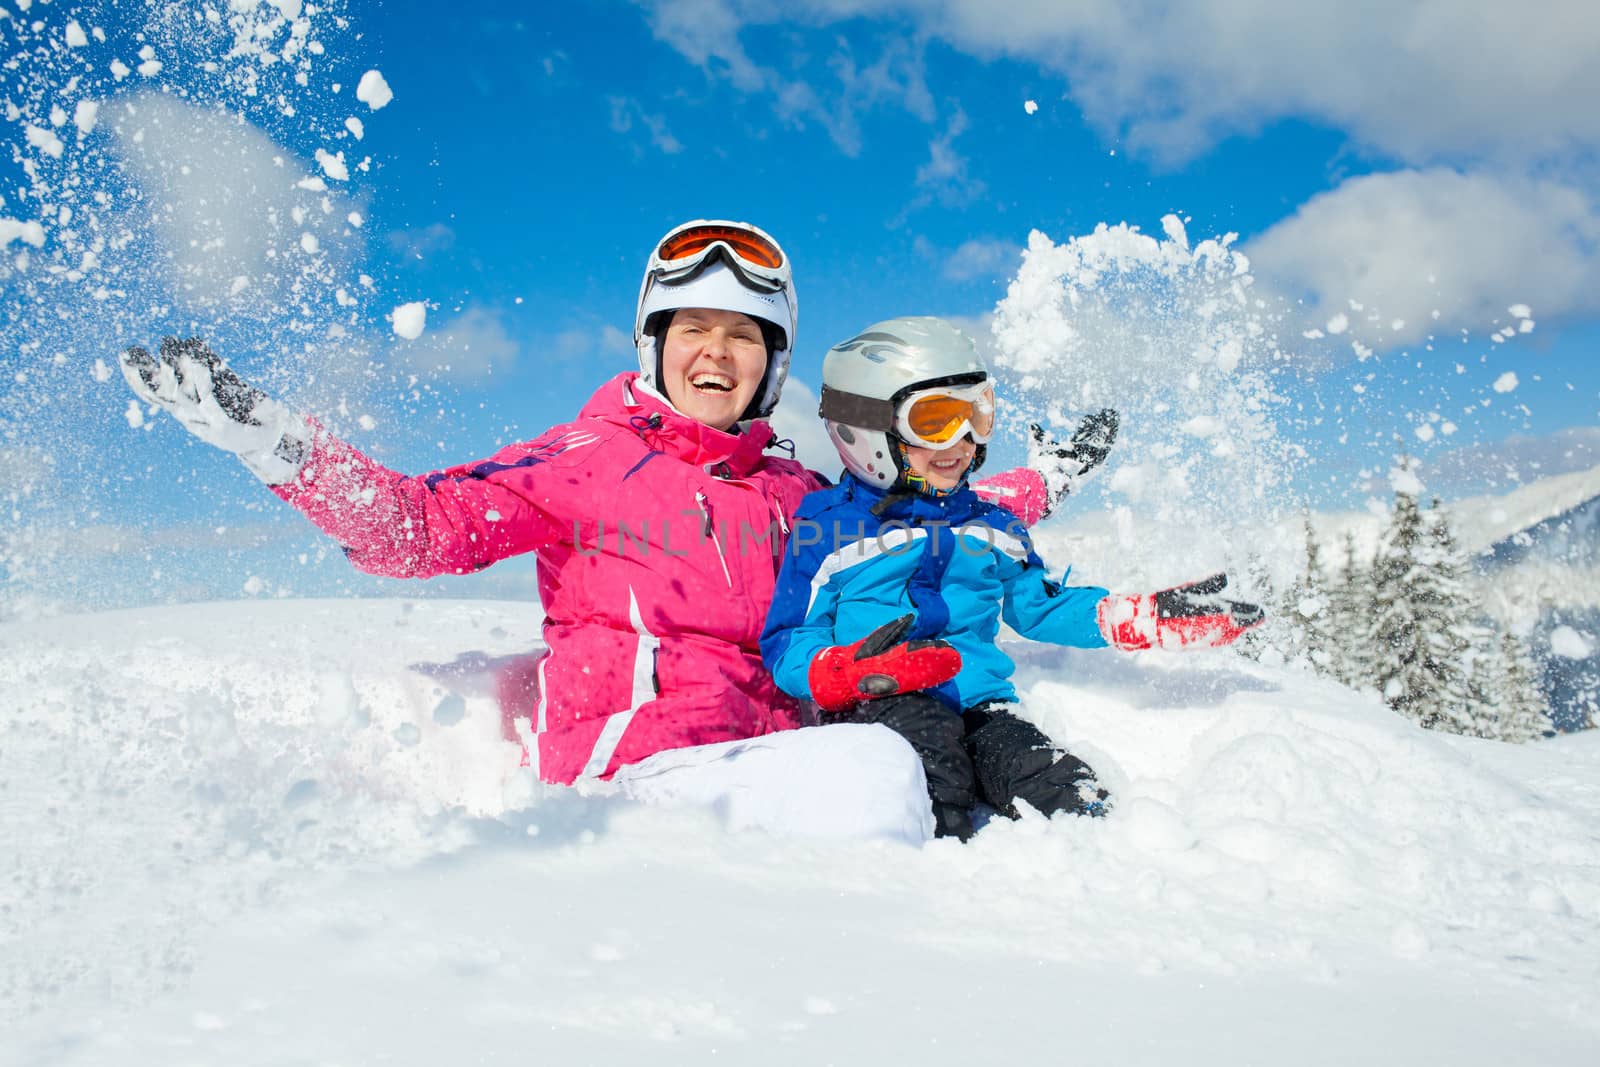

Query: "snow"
(3, 598), (1598, 1064)
(393, 300), (428, 338)
(1494, 371), (1519, 393)
(991, 217), (1293, 580)
(2, 6), (1597, 1059)
(1024, 99), (1038, 114)
(1550, 625), (1592, 659)
(0, 217), (46, 247)
(314, 147), (348, 180)
(357, 69), (393, 109)
(25, 122), (63, 157)
(1389, 463), (1425, 497)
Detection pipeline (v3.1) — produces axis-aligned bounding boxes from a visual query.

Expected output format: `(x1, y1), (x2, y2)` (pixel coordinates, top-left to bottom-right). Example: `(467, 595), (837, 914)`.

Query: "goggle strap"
(819, 386), (895, 430)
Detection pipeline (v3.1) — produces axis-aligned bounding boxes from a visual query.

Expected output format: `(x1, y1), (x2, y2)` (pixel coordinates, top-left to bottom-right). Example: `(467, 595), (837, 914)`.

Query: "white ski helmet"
(633, 219), (797, 421)
(819, 316), (993, 489)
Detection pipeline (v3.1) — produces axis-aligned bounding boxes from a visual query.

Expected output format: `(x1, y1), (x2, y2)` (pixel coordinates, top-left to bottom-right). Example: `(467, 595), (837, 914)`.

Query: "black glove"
(121, 337), (309, 484)
(1029, 408), (1119, 511)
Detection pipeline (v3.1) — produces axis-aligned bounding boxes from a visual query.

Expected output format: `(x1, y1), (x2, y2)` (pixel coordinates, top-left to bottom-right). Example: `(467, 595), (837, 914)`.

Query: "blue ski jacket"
(760, 473), (1110, 711)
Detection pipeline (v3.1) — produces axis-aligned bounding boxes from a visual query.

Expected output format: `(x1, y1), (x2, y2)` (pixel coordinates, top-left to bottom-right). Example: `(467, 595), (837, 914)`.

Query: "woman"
(119, 220), (1097, 837)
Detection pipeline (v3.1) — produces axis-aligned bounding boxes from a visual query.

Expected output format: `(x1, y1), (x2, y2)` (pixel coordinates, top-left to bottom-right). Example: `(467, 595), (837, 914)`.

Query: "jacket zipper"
(695, 491), (734, 588)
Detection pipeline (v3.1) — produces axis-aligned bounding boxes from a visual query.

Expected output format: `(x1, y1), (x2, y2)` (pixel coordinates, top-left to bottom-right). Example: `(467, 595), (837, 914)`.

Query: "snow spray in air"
(991, 216), (1306, 587)
(0, 1), (395, 615)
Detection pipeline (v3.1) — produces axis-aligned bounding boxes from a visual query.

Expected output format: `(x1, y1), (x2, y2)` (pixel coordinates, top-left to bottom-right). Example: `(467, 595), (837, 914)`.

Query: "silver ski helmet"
(633, 219), (797, 421)
(819, 316), (994, 489)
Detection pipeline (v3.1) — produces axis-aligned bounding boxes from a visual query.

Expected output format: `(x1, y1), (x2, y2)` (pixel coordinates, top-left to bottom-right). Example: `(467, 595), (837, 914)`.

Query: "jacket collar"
(581, 372), (779, 475)
(842, 472), (981, 523)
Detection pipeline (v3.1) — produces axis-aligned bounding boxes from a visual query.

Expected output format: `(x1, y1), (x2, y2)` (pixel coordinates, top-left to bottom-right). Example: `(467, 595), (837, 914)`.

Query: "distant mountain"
(1461, 468), (1600, 731)
(1451, 463), (1600, 561)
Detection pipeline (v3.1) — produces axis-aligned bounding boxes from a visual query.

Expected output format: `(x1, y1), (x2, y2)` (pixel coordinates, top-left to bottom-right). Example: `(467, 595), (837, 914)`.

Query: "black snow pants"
(851, 692), (1108, 841)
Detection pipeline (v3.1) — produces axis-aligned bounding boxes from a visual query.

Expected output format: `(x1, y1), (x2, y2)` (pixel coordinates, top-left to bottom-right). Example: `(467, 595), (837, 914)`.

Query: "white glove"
(120, 337), (310, 485)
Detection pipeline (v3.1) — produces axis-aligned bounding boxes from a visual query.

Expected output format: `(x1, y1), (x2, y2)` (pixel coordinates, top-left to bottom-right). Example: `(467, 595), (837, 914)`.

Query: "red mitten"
(1098, 573), (1264, 651)
(808, 614), (963, 712)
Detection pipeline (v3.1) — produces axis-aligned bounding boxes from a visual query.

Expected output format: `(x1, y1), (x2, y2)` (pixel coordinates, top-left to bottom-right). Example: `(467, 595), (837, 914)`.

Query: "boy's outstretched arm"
(1000, 565), (1262, 653)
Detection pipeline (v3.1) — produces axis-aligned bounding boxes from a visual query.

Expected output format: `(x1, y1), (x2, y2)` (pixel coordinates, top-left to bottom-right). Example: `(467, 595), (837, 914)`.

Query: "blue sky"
(3, 0), (1599, 606)
(321, 0), (1600, 491)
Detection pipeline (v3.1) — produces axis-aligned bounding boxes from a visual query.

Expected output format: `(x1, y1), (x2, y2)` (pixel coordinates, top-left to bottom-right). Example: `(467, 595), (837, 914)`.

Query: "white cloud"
(1423, 426), (1600, 493)
(640, 1), (1600, 167)
(636, 1), (933, 156)
(913, 108), (982, 206)
(599, 324), (634, 357)
(549, 323), (634, 364)
(395, 307), (520, 381)
(607, 97), (684, 154)
(1245, 169), (1600, 349)
(386, 222), (456, 261)
(938, 237), (1021, 282)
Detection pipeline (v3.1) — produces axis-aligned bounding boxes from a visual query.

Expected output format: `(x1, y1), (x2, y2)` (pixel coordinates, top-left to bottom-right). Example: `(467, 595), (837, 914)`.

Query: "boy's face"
(902, 436), (978, 491)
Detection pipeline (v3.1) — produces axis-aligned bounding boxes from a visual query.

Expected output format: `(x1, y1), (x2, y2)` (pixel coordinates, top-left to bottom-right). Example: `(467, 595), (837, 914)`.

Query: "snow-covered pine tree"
(1328, 530), (1377, 691)
(1285, 515), (1334, 675)
(1492, 628), (1554, 743)
(1233, 554), (1286, 663)
(1422, 499), (1484, 735)
(1463, 625), (1503, 739)
(1369, 470), (1474, 733)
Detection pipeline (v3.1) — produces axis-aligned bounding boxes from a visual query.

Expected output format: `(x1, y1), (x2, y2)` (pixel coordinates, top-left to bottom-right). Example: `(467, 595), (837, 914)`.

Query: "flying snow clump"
(315, 148), (349, 181)
(392, 301), (427, 339)
(1549, 626), (1592, 659)
(357, 70), (393, 110)
(1390, 463), (1425, 496)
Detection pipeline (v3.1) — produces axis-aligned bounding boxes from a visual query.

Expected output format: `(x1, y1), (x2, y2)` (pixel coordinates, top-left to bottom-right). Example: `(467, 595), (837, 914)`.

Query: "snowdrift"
(5, 598), (1598, 1065)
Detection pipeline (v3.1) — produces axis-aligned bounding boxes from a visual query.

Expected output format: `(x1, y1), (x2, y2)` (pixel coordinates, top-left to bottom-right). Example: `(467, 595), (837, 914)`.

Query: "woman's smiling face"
(659, 307), (768, 432)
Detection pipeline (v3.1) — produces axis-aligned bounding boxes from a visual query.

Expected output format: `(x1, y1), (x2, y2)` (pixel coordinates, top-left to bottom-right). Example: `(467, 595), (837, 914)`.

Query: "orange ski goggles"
(895, 380), (996, 449)
(651, 221), (789, 293)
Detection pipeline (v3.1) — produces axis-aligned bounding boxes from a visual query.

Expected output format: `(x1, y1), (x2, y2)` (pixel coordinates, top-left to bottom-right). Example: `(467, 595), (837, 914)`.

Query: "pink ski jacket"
(273, 372), (1050, 785)
(274, 373), (818, 783)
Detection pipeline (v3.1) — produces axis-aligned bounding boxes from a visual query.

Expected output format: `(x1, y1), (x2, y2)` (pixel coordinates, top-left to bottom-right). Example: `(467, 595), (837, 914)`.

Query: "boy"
(760, 317), (1263, 841)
